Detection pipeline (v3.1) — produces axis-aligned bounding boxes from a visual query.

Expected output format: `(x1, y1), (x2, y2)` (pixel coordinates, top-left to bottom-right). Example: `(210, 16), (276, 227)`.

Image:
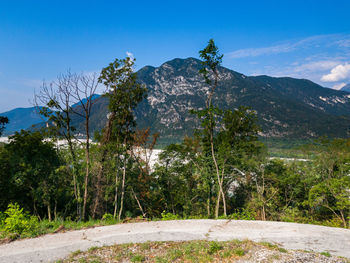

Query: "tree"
(0, 130), (63, 220)
(69, 72), (100, 220)
(93, 56), (147, 219)
(308, 138), (350, 228)
(35, 72), (82, 219)
(0, 116), (9, 136)
(192, 39), (225, 218)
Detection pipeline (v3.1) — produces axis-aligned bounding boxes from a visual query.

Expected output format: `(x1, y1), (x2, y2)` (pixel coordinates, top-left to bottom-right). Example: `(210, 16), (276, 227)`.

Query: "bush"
(2, 203), (38, 235)
(102, 213), (114, 221)
(161, 211), (180, 220)
(0, 211), (5, 226)
(219, 209), (256, 220)
(207, 241), (223, 255)
(280, 207), (303, 222)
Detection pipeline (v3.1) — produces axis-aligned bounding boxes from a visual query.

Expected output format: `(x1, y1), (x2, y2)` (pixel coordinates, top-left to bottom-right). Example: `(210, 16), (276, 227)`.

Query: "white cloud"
(126, 51), (134, 60)
(227, 35), (333, 59)
(321, 63), (350, 82)
(332, 82), (347, 90)
(228, 43), (295, 58)
(294, 60), (339, 73)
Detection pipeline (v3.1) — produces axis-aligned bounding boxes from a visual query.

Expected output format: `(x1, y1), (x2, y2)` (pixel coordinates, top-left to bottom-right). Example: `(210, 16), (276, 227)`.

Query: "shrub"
(161, 211), (180, 220)
(219, 209), (256, 220)
(2, 203), (38, 235)
(102, 213), (114, 221)
(207, 241), (223, 255)
(280, 207), (303, 222)
(0, 211), (5, 226)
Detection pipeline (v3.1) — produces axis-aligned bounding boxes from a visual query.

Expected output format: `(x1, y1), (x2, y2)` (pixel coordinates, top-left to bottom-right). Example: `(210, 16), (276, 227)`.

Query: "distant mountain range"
(341, 83), (350, 92)
(1, 57), (350, 143)
(0, 107), (46, 135)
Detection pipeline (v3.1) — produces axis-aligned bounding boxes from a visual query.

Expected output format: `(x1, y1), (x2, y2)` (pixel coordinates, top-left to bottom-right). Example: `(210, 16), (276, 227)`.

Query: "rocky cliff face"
(4, 57), (350, 143)
(132, 57), (350, 142)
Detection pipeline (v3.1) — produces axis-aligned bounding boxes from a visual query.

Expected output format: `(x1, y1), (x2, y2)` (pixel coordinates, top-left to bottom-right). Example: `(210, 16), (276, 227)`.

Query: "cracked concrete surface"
(0, 220), (349, 263)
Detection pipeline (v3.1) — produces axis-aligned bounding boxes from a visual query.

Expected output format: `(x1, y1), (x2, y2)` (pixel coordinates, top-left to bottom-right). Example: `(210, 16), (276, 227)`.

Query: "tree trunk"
(54, 201), (57, 221)
(113, 158), (119, 219)
(207, 197), (210, 218)
(215, 186), (221, 218)
(210, 131), (226, 218)
(92, 148), (107, 219)
(118, 156), (127, 220)
(47, 203), (52, 222)
(131, 187), (146, 217)
(262, 205), (266, 221)
(92, 112), (114, 219)
(66, 118), (82, 221)
(82, 118), (90, 220)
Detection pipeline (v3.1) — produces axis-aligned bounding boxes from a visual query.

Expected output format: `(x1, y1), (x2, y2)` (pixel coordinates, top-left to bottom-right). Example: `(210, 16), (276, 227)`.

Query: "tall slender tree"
(93, 56), (147, 219)
(194, 39), (226, 218)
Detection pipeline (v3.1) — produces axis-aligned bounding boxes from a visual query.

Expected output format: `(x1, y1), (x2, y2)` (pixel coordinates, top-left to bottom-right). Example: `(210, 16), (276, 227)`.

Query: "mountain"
(2, 58), (350, 143)
(0, 95), (102, 136)
(0, 107), (46, 136)
(341, 83), (350, 92)
(76, 58), (350, 143)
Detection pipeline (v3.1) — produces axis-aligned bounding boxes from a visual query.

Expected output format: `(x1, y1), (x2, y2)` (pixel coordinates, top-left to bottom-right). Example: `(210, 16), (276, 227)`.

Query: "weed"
(140, 241), (151, 250)
(131, 254), (145, 262)
(279, 247), (288, 253)
(167, 248), (183, 260)
(321, 251), (331, 257)
(70, 250), (82, 257)
(233, 247), (245, 256)
(88, 246), (99, 252)
(160, 211), (180, 220)
(207, 241), (223, 255)
(259, 241), (278, 249)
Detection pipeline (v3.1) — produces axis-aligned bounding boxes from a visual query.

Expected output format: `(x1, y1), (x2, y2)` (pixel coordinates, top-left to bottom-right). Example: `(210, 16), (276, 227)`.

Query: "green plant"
(233, 247), (245, 256)
(207, 241), (223, 255)
(0, 211), (5, 226)
(102, 213), (113, 221)
(321, 252), (331, 257)
(88, 246), (99, 252)
(161, 211), (180, 220)
(220, 209), (256, 220)
(131, 254), (145, 262)
(2, 203), (38, 235)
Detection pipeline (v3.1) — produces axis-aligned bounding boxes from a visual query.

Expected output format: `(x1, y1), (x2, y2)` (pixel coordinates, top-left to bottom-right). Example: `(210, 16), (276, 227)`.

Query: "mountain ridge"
(2, 57), (350, 142)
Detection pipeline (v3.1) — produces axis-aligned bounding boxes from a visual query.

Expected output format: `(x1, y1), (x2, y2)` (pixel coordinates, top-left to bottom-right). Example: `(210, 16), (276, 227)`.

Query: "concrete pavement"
(0, 219), (349, 262)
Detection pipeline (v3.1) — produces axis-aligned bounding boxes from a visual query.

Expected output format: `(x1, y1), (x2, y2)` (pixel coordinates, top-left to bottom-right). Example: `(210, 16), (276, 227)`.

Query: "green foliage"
(161, 211), (180, 221)
(233, 247), (246, 256)
(207, 241), (223, 255)
(219, 209), (256, 220)
(321, 252), (331, 257)
(102, 213), (114, 221)
(1, 203), (38, 235)
(131, 254), (146, 262)
(0, 212), (5, 226)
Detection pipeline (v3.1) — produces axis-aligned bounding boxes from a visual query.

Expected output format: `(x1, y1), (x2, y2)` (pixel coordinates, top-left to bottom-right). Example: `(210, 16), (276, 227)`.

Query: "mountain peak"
(341, 83), (350, 92)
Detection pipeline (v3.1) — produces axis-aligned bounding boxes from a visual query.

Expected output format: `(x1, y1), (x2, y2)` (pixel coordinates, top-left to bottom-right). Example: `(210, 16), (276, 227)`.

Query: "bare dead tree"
(34, 71), (82, 220)
(70, 72), (100, 220)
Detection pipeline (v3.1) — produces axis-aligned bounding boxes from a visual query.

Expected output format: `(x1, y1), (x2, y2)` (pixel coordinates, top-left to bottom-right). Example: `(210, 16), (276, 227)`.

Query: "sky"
(1, 0), (350, 112)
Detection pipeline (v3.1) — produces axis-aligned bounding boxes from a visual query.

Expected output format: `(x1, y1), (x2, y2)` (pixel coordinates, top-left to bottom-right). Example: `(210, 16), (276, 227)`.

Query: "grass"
(61, 240), (267, 263)
(1, 213), (347, 244)
(61, 240), (350, 263)
(0, 218), (122, 241)
(60, 240), (250, 262)
(321, 251), (331, 257)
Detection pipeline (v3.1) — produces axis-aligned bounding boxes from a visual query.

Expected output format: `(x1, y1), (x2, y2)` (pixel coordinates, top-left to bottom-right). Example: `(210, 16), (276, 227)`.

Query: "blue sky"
(1, 0), (350, 112)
